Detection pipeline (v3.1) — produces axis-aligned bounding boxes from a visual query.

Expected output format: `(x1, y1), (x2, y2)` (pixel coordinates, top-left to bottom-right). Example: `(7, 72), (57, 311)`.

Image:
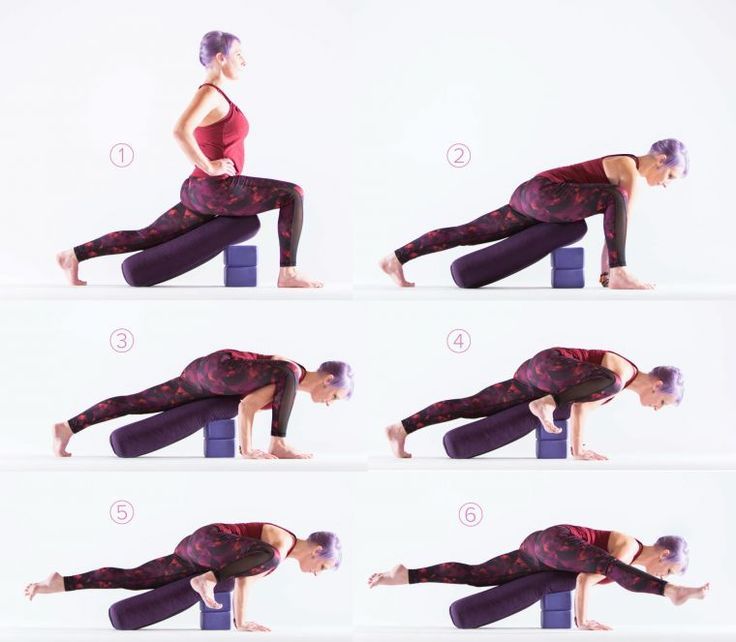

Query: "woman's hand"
(578, 619), (613, 631)
(206, 158), (237, 177)
(235, 620), (271, 632)
(572, 448), (608, 461)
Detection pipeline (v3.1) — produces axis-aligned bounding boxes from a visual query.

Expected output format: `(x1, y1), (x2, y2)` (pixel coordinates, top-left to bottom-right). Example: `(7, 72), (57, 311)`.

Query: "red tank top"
(563, 524), (644, 585)
(216, 522), (298, 574)
(191, 83), (249, 178)
(536, 154), (639, 184)
(554, 347), (639, 403)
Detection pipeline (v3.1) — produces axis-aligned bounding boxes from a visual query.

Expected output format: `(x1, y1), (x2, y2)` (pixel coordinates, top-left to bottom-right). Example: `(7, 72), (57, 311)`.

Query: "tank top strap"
(198, 82), (233, 104)
(605, 350), (639, 387)
(602, 153), (640, 169)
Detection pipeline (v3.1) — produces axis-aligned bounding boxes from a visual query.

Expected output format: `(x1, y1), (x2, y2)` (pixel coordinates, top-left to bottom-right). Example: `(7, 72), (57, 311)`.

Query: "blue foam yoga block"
(551, 268), (584, 289)
(542, 591), (572, 611)
(535, 419), (568, 441)
(204, 419), (235, 440)
(224, 245), (258, 267)
(224, 266), (257, 287)
(536, 439), (567, 459)
(204, 438), (235, 458)
(541, 609), (572, 629)
(200, 610), (232, 630)
(200, 591), (232, 612)
(551, 247), (584, 269)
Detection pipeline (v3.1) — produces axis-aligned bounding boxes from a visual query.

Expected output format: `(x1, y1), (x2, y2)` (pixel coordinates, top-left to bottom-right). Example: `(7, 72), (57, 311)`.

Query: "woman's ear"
(323, 374), (335, 387)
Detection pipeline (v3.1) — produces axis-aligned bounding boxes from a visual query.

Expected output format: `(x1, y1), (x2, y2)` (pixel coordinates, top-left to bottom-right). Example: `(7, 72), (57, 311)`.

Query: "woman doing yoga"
(380, 139), (689, 290)
(56, 30), (321, 288)
(385, 347), (683, 460)
(26, 521), (342, 633)
(53, 349), (354, 459)
(368, 523), (708, 631)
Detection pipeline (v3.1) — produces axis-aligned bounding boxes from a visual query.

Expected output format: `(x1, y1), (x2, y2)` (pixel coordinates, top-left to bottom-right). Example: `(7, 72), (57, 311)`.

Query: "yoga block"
(535, 419), (568, 441)
(224, 266), (257, 287)
(542, 591), (572, 611)
(224, 245), (258, 267)
(200, 591), (232, 613)
(551, 268), (585, 288)
(551, 247), (584, 269)
(541, 609), (572, 629)
(204, 419), (235, 440)
(204, 438), (235, 458)
(536, 440), (568, 459)
(200, 610), (231, 630)
(451, 220), (587, 288)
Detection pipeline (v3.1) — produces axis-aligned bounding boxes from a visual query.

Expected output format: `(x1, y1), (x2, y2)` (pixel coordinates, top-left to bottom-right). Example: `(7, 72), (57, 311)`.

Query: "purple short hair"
(655, 535), (689, 574)
(318, 361), (354, 399)
(649, 139), (689, 176)
(199, 31), (240, 67)
(649, 366), (684, 405)
(308, 531), (342, 570)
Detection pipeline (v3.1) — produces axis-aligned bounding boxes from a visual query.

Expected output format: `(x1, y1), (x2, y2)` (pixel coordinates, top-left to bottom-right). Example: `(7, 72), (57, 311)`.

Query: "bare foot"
(379, 253), (415, 287)
(528, 396), (562, 434)
(56, 250), (86, 286)
(25, 572), (64, 600)
(385, 423), (411, 458)
(368, 564), (409, 588)
(53, 421), (73, 457)
(190, 572), (221, 609)
(269, 438), (313, 459)
(665, 582), (710, 606)
(277, 267), (323, 288)
(240, 448), (278, 460)
(608, 267), (654, 290)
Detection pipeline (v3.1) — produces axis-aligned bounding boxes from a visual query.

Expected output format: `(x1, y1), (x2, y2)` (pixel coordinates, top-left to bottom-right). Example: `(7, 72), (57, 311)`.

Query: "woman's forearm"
(238, 406), (256, 454)
(575, 575), (590, 625)
(172, 130), (212, 174)
(570, 408), (585, 455)
(234, 578), (250, 626)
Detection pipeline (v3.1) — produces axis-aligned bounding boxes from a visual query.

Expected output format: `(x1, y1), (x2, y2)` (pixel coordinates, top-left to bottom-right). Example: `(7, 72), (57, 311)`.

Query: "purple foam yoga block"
(121, 212), (260, 286)
(551, 268), (585, 288)
(224, 244), (258, 267)
(542, 609), (572, 629)
(200, 610), (232, 630)
(551, 247), (584, 269)
(204, 438), (235, 458)
(450, 220), (587, 288)
(205, 419), (235, 440)
(542, 591), (572, 611)
(200, 591), (232, 612)
(536, 419), (568, 441)
(224, 266), (257, 287)
(536, 439), (568, 459)
(110, 397), (241, 458)
(449, 571), (576, 629)
(108, 576), (234, 630)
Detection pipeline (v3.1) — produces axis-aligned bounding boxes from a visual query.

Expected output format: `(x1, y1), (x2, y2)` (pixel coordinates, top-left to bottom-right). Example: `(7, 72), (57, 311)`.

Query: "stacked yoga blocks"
(204, 419), (236, 458)
(224, 244), (258, 286)
(200, 590), (233, 630)
(551, 247), (585, 288)
(541, 590), (573, 628)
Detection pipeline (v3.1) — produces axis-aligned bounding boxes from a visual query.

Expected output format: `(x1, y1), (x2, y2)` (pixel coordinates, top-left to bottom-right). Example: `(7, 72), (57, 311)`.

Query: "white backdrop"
(0, 300), (361, 457)
(0, 471), (354, 629)
(357, 470), (735, 627)
(351, 0), (736, 288)
(358, 300), (736, 459)
(0, 0), (351, 286)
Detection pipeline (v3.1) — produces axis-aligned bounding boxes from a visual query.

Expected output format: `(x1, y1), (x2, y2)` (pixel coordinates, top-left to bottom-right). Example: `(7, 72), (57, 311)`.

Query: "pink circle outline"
(109, 142), (135, 168)
(458, 502), (483, 527)
(446, 142), (471, 168)
(109, 328), (135, 353)
(446, 328), (471, 354)
(109, 499), (135, 525)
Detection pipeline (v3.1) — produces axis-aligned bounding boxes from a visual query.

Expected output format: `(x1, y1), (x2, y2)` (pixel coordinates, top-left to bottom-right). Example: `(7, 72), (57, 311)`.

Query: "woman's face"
(311, 376), (350, 406)
(638, 381), (678, 411)
(299, 546), (337, 575)
(216, 41), (246, 79)
(645, 154), (684, 187)
(644, 554), (682, 579)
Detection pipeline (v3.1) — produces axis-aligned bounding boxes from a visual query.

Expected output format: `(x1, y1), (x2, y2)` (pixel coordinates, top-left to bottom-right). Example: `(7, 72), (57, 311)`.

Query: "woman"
(368, 523), (708, 631)
(385, 346), (683, 460)
(56, 31), (321, 288)
(380, 140), (689, 290)
(53, 349), (354, 459)
(26, 521), (341, 633)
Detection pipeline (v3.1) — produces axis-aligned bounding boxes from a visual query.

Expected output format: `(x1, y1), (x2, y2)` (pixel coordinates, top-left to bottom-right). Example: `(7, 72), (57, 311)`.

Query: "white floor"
(0, 455), (366, 473)
(355, 284), (736, 301)
(0, 627), (351, 641)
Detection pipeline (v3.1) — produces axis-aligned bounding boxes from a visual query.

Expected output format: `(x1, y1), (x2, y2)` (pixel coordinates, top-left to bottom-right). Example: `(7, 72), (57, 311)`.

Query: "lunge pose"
(57, 31), (322, 287)
(381, 140), (689, 290)
(368, 523), (708, 631)
(53, 349), (354, 459)
(26, 521), (341, 633)
(385, 347), (682, 460)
